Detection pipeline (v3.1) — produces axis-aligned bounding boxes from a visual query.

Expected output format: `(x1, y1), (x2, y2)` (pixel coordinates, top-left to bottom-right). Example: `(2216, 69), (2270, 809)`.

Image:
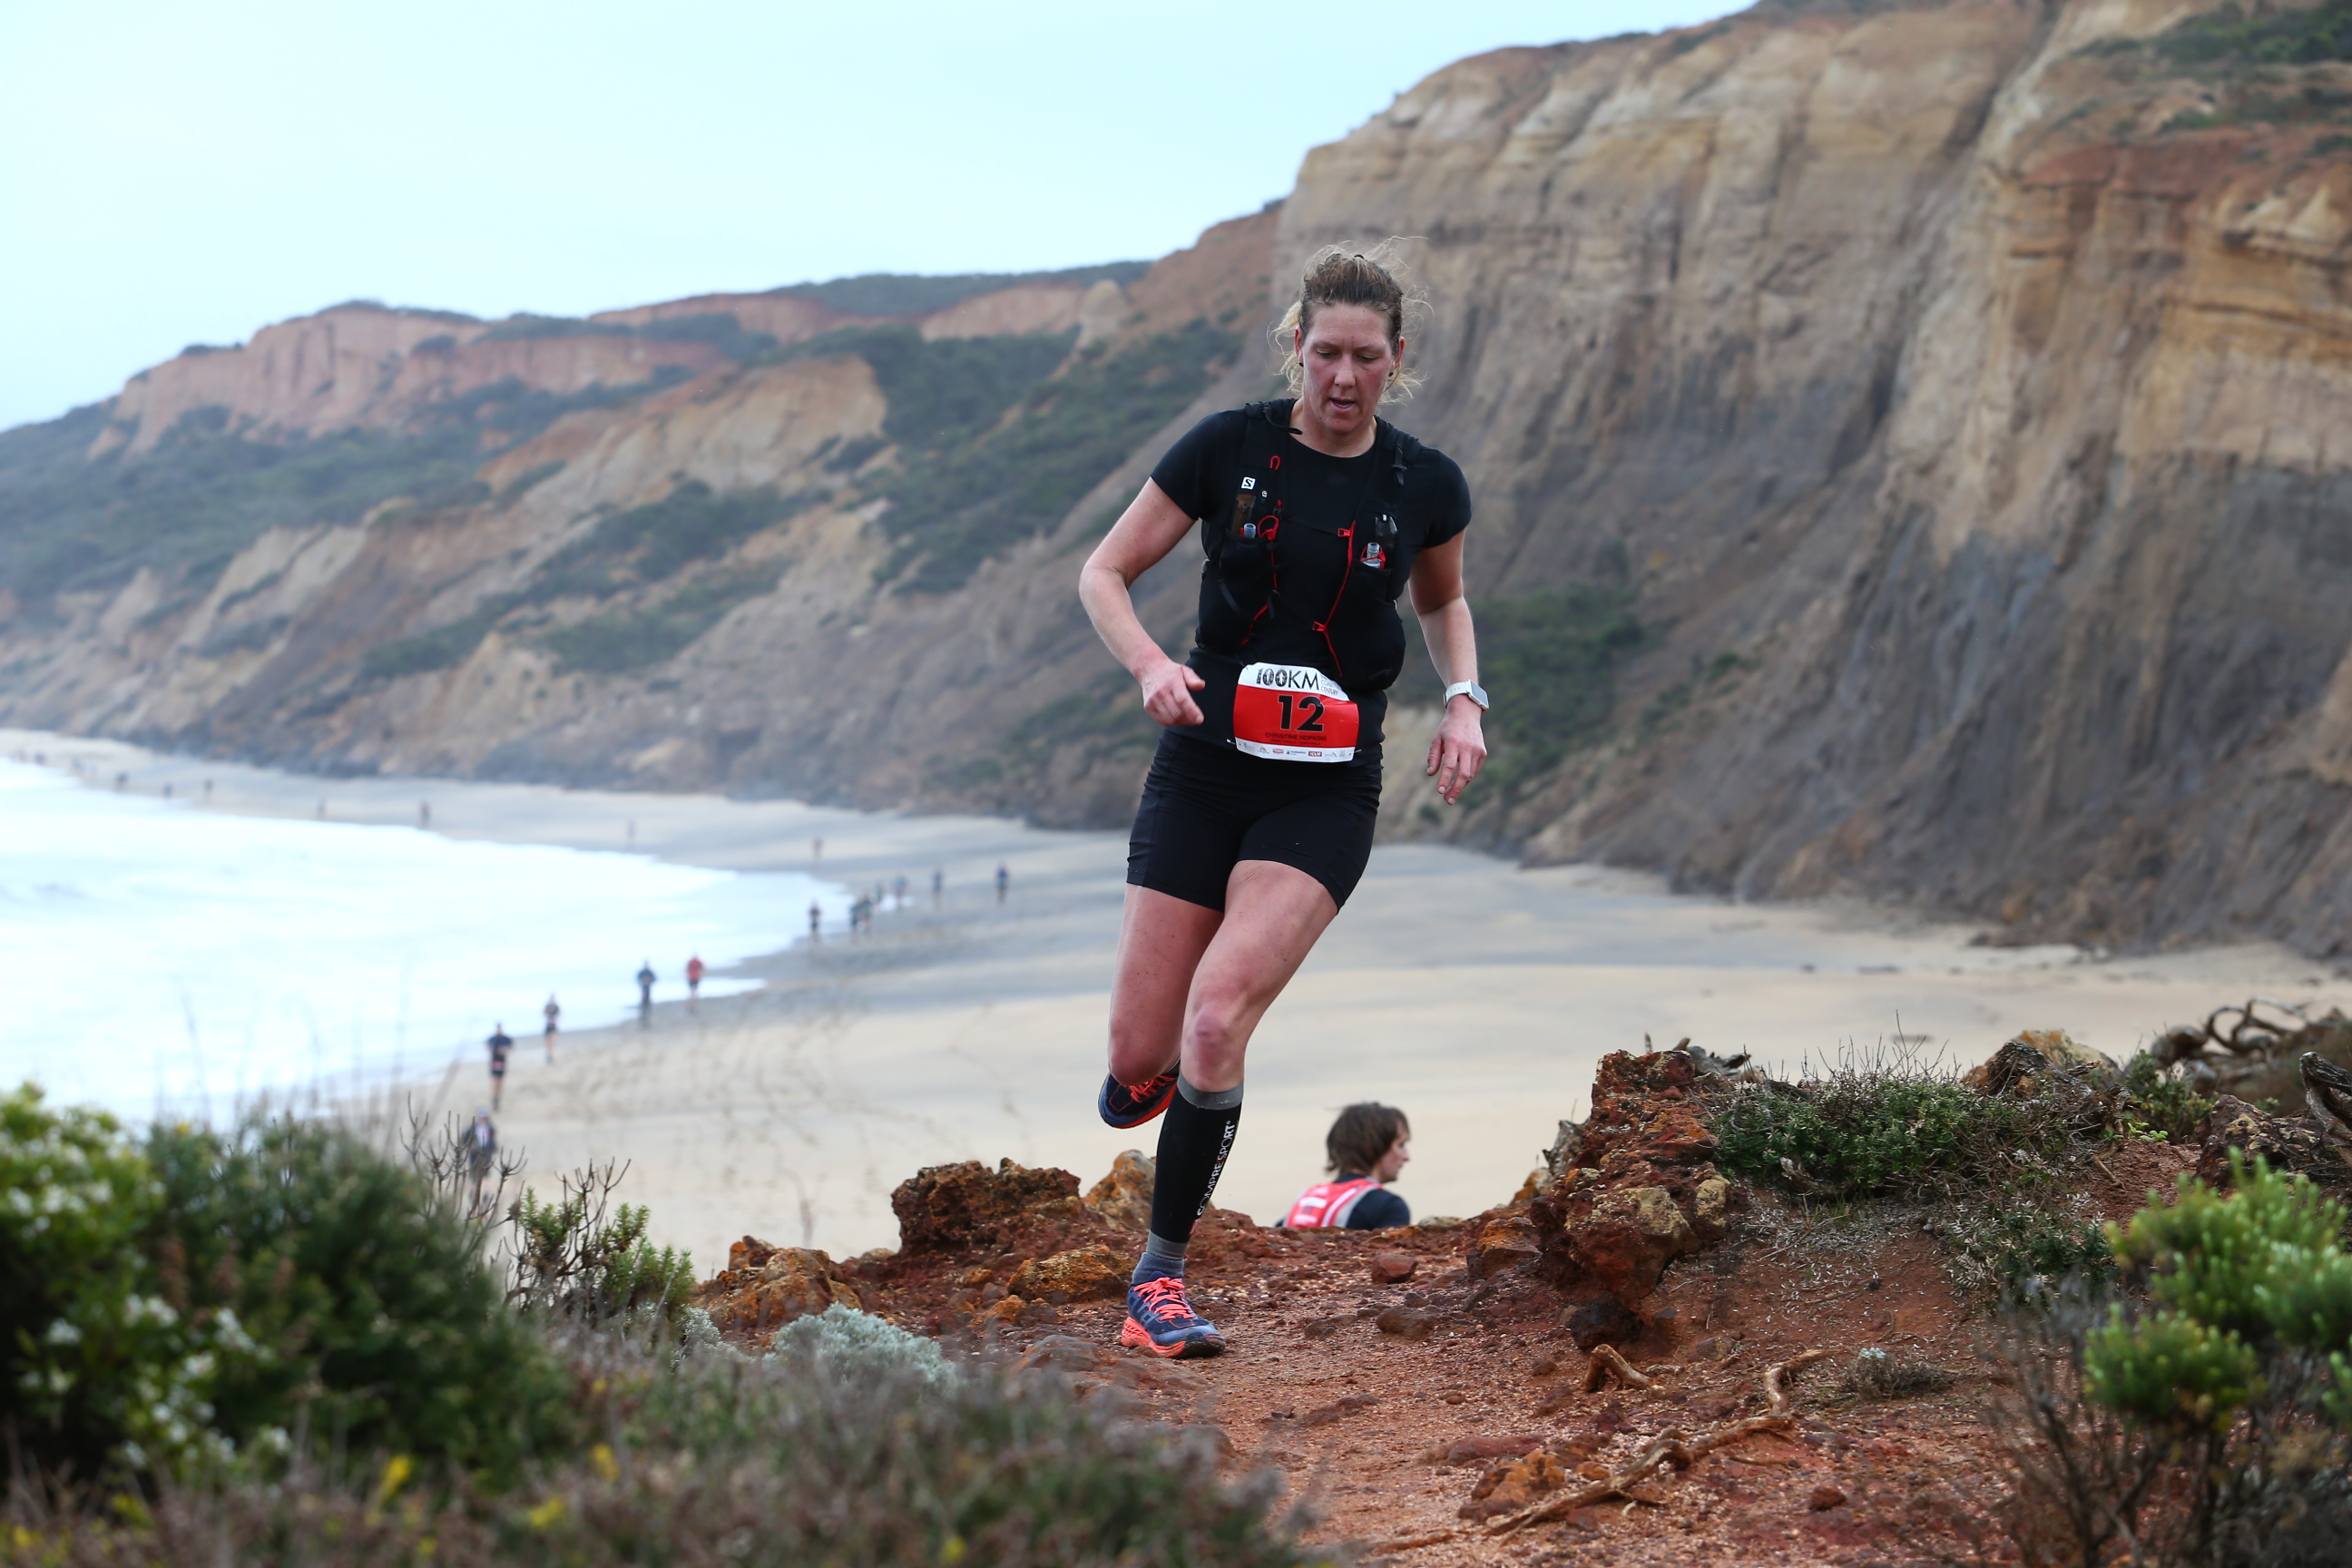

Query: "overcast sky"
(0, 0), (1737, 433)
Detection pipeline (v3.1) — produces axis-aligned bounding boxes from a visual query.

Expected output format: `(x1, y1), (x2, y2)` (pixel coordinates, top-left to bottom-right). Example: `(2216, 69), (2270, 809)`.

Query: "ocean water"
(0, 760), (844, 1119)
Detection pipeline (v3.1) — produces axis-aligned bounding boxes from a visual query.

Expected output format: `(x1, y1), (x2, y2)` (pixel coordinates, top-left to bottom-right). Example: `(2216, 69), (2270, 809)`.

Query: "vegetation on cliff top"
(773, 260), (1148, 318)
(0, 377), (683, 605)
(858, 319), (1241, 593)
(1, 1087), (1311, 1568)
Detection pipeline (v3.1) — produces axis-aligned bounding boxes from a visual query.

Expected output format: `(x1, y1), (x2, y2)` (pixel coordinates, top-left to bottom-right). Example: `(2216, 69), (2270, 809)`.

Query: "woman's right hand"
(1138, 655), (1206, 728)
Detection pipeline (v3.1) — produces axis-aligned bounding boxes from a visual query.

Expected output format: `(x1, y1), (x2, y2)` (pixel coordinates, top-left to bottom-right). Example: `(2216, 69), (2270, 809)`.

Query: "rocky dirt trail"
(690, 1049), (2264, 1565)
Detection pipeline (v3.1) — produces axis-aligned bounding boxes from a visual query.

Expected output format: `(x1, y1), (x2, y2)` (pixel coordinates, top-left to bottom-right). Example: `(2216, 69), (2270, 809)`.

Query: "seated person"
(1283, 1102), (1412, 1229)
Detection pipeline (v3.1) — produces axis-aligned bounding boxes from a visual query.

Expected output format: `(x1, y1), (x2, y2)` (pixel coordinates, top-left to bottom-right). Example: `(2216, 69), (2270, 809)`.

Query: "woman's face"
(1294, 303), (1400, 441)
(1374, 1132), (1411, 1184)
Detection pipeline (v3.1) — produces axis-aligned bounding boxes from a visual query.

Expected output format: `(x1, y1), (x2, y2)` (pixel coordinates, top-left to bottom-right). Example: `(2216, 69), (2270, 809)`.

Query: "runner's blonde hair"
(1273, 241), (1427, 404)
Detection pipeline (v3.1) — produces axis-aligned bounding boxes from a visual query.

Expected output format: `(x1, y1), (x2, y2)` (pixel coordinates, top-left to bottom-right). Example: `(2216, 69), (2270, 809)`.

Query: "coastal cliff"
(5, 0), (2352, 956)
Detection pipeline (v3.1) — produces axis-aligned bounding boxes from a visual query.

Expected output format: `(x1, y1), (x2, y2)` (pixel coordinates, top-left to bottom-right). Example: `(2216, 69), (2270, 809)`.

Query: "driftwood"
(1365, 1348), (1831, 1554)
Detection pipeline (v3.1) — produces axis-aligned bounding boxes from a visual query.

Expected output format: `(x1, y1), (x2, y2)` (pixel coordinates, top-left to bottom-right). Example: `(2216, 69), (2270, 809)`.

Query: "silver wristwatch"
(1444, 681), (1489, 710)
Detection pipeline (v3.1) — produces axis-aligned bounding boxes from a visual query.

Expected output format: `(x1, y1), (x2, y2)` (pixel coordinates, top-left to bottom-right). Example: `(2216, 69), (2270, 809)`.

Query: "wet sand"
(11, 728), (2342, 1273)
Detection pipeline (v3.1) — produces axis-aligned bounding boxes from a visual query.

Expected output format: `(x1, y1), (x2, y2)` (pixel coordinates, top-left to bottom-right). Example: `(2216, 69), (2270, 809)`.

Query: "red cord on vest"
(1313, 524), (1358, 678)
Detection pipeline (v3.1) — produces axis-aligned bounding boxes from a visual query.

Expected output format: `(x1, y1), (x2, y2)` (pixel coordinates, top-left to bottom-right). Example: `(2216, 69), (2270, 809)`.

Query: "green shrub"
(867, 320), (1240, 593)
(2104, 1151), (2352, 1351)
(1714, 1054), (2080, 1200)
(1, 1089), (571, 1485)
(1988, 1160), (2352, 1564)
(359, 602), (511, 680)
(2083, 1308), (2263, 1434)
(0, 377), (667, 605)
(1465, 586), (1645, 794)
(2155, 0), (2352, 68)
(535, 564), (780, 673)
(4, 1318), (1313, 1568)
(141, 1114), (572, 1484)
(508, 1161), (693, 1328)
(2117, 1052), (2216, 1143)
(765, 1303), (957, 1392)
(775, 260), (1148, 318)
(529, 483), (809, 599)
(0, 1087), (201, 1477)
(1939, 1201), (2116, 1298)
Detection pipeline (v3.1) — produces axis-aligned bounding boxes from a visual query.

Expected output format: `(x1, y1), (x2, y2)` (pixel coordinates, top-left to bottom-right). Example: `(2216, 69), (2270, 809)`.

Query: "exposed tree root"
(1582, 1343), (1652, 1392)
(1363, 1348), (1831, 1554)
(1488, 1348), (1830, 1536)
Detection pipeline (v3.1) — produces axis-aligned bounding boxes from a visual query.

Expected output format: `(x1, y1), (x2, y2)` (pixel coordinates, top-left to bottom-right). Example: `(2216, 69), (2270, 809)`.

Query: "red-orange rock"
(727, 1235), (779, 1273)
(1460, 1449), (1569, 1520)
(1010, 1245), (1127, 1302)
(1371, 1250), (1418, 1284)
(1467, 1210), (1543, 1279)
(1083, 1150), (1155, 1230)
(891, 1158), (1082, 1253)
(701, 1246), (858, 1334)
(1563, 1186), (1697, 1302)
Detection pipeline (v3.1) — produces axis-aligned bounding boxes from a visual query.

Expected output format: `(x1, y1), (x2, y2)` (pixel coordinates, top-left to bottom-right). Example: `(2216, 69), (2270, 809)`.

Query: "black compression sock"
(1144, 1076), (1242, 1265)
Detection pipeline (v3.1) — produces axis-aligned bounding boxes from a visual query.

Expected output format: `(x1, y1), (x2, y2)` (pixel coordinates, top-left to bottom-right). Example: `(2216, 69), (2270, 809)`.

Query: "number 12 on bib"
(1230, 662), (1361, 762)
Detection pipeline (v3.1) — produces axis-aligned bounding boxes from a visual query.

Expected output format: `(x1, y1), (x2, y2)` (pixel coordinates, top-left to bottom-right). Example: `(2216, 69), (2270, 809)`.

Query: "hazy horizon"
(1, 0), (1738, 434)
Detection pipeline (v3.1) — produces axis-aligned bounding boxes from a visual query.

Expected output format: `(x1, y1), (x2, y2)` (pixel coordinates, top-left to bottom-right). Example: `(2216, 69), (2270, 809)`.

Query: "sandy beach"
(12, 727), (2343, 1274)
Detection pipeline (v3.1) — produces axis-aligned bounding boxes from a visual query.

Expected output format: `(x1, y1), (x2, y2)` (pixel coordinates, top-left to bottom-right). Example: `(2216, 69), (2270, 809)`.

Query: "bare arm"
(1408, 534), (1486, 803)
(1078, 479), (1207, 728)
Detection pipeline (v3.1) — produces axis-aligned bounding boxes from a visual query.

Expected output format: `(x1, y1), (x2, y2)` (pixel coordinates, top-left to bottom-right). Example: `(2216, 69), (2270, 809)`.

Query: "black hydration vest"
(1193, 401), (1424, 693)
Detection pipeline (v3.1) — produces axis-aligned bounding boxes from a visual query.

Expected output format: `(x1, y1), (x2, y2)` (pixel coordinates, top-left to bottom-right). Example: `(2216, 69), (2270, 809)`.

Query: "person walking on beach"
(468, 1107), (498, 1216)
(636, 960), (656, 1024)
(485, 1024), (514, 1111)
(995, 863), (1009, 904)
(1076, 247), (1485, 1358)
(542, 995), (561, 1063)
(808, 899), (822, 942)
(685, 954), (706, 1013)
(1283, 1102), (1413, 1230)
(932, 867), (944, 905)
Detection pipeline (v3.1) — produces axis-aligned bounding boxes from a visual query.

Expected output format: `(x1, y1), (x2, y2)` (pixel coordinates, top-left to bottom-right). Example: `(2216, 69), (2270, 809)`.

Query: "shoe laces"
(1132, 1275), (1196, 1319)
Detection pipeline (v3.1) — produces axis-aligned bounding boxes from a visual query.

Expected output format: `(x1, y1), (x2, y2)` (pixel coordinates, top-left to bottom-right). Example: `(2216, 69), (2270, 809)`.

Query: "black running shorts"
(1125, 732), (1382, 912)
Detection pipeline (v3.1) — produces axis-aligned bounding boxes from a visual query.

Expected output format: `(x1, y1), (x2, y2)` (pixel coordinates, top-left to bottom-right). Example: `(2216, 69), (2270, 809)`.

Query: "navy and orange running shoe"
(1121, 1275), (1225, 1358)
(1097, 1070), (1179, 1129)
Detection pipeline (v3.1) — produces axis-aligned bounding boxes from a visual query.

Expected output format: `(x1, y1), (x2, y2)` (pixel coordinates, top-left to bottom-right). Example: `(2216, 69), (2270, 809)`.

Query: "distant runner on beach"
(468, 1107), (498, 1215)
(808, 899), (822, 941)
(1283, 1102), (1412, 1230)
(1076, 247), (1485, 1359)
(542, 995), (560, 1063)
(686, 954), (705, 1012)
(485, 1024), (514, 1111)
(636, 960), (656, 1021)
(995, 863), (1009, 904)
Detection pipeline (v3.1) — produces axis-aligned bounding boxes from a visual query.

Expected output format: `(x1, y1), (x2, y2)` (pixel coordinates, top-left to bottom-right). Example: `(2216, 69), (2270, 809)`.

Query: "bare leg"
(1106, 886), (1222, 1084)
(1179, 861), (1338, 1093)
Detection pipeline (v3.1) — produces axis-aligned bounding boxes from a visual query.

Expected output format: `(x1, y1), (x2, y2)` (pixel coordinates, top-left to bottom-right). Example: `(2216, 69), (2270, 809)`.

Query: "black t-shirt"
(1150, 402), (1471, 756)
(1345, 1182), (1412, 1230)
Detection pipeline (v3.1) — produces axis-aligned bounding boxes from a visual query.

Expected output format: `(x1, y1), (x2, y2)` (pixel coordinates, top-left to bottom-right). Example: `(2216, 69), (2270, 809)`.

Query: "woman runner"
(1076, 247), (1487, 1358)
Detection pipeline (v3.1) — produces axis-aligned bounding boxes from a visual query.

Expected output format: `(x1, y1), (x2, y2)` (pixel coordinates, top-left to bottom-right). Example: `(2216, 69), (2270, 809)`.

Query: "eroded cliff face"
(1284, 0), (2352, 955)
(6, 0), (2351, 956)
(0, 212), (1272, 822)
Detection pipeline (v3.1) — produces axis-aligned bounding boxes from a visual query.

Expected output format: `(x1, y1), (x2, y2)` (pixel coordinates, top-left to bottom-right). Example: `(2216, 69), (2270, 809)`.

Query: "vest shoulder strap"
(1377, 417), (1422, 495)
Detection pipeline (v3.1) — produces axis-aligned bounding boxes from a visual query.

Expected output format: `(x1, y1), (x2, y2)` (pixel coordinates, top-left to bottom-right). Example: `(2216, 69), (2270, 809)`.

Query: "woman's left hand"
(1426, 696), (1486, 804)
